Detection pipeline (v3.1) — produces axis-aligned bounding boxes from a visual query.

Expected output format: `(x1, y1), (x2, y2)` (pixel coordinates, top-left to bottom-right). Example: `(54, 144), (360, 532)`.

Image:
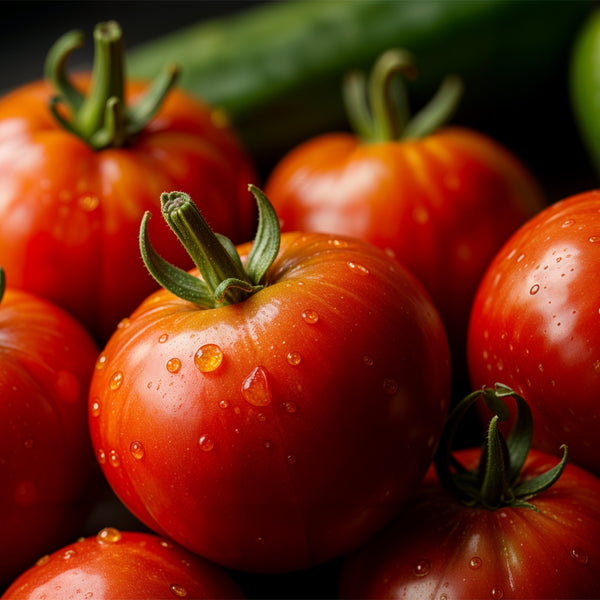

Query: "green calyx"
(45, 21), (178, 150)
(140, 185), (280, 308)
(343, 48), (463, 143)
(434, 383), (568, 511)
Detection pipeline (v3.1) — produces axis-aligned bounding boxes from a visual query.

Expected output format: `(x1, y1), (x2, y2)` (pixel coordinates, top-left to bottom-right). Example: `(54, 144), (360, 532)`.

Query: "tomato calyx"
(343, 49), (463, 142)
(45, 21), (178, 150)
(140, 185), (280, 308)
(434, 383), (568, 511)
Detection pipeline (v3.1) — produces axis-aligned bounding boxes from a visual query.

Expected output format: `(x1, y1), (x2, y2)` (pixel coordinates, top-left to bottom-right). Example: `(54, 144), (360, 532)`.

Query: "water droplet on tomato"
(242, 366), (272, 406)
(95, 354), (107, 370)
(529, 284), (540, 295)
(412, 558), (431, 577)
(286, 454), (297, 465)
(36, 555), (51, 566)
(117, 318), (130, 329)
(219, 400), (229, 409)
(78, 194), (99, 212)
(130, 441), (145, 460)
(283, 400), (297, 414)
(158, 333), (169, 343)
(194, 344), (223, 372)
(170, 584), (188, 598)
(62, 549), (76, 560)
(96, 449), (106, 464)
(594, 360), (600, 374)
(198, 434), (215, 452)
(166, 358), (182, 373)
(97, 527), (122, 544)
(562, 219), (575, 228)
(469, 556), (482, 569)
(90, 398), (101, 417)
(301, 309), (319, 324)
(329, 238), (348, 248)
(109, 371), (123, 390)
(108, 449), (120, 467)
(160, 540), (174, 549)
(570, 546), (589, 564)
(347, 261), (369, 276)
(383, 378), (399, 395)
(590, 236), (600, 243)
(490, 585), (504, 599)
(55, 370), (80, 403)
(286, 351), (302, 366)
(362, 355), (374, 366)
(23, 438), (34, 449)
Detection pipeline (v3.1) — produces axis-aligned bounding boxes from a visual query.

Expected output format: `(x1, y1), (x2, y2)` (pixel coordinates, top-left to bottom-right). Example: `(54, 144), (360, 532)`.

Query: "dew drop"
(347, 261), (370, 276)
(90, 399), (101, 417)
(218, 400), (229, 409)
(490, 585), (504, 599)
(330, 239), (348, 248)
(23, 438), (34, 449)
(130, 441), (145, 460)
(594, 360), (600, 374)
(97, 527), (122, 544)
(383, 378), (399, 395)
(95, 354), (107, 370)
(78, 194), (99, 212)
(109, 371), (123, 390)
(160, 540), (174, 549)
(166, 358), (182, 373)
(96, 449), (106, 464)
(301, 309), (319, 324)
(286, 351), (302, 366)
(529, 284), (540, 295)
(198, 434), (215, 452)
(194, 344), (224, 372)
(362, 355), (374, 366)
(263, 440), (273, 450)
(590, 236), (600, 243)
(242, 366), (272, 406)
(562, 219), (575, 228)
(62, 549), (76, 560)
(108, 449), (120, 467)
(283, 400), (297, 414)
(570, 546), (589, 564)
(286, 454), (297, 465)
(170, 584), (188, 598)
(412, 558), (431, 577)
(36, 555), (51, 567)
(469, 556), (482, 569)
(158, 333), (169, 343)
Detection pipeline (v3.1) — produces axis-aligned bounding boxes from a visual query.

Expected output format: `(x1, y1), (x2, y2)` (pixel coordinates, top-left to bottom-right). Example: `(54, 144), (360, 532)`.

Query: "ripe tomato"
(0, 270), (99, 587)
(339, 385), (600, 599)
(2, 528), (244, 599)
(0, 22), (256, 343)
(468, 189), (600, 476)
(88, 187), (451, 573)
(265, 50), (545, 375)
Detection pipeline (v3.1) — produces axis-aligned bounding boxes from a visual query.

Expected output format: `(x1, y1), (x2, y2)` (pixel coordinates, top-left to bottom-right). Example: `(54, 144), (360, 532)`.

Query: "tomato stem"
(140, 185), (279, 308)
(343, 49), (463, 142)
(434, 383), (569, 511)
(45, 21), (178, 150)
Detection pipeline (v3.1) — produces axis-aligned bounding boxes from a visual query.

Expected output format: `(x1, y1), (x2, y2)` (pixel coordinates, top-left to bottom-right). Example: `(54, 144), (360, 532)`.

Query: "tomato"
(88, 186), (451, 573)
(2, 527), (244, 599)
(0, 22), (256, 343)
(339, 385), (600, 599)
(0, 269), (99, 587)
(468, 189), (600, 476)
(265, 50), (545, 377)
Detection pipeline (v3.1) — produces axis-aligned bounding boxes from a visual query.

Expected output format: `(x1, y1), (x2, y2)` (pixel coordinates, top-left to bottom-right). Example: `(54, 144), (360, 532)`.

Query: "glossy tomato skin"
(339, 448), (600, 599)
(88, 231), (451, 573)
(468, 189), (600, 476)
(0, 286), (99, 587)
(265, 127), (545, 371)
(0, 76), (257, 343)
(2, 528), (244, 599)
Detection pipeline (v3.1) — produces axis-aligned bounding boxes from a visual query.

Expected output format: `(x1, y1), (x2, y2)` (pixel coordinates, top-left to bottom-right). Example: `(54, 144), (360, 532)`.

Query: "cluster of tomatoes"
(2, 22), (600, 600)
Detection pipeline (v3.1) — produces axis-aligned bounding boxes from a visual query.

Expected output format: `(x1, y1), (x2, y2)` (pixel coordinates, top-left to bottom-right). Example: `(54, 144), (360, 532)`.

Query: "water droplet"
(242, 366), (272, 406)
(158, 333), (169, 343)
(286, 351), (302, 366)
(96, 449), (106, 464)
(347, 261), (370, 276)
(516, 253), (525, 263)
(160, 540), (174, 549)
(23, 438), (34, 449)
(283, 400), (297, 413)
(36, 555), (51, 566)
(286, 454), (297, 465)
(570, 546), (589, 564)
(256, 412), (267, 422)
(166, 358), (182, 373)
(95, 354), (107, 370)
(529, 284), (540, 295)
(218, 400), (229, 409)
(412, 558), (431, 577)
(194, 343), (224, 372)
(594, 360), (600, 374)
(490, 585), (504, 599)
(170, 584), (188, 598)
(362, 355), (374, 366)
(108, 449), (120, 467)
(62, 549), (76, 560)
(109, 371), (123, 390)
(590, 236), (600, 243)
(469, 556), (482, 569)
(97, 527), (122, 544)
(383, 378), (399, 395)
(130, 441), (145, 460)
(78, 194), (99, 212)
(330, 239), (348, 248)
(117, 318), (130, 329)
(90, 398), (101, 417)
(55, 370), (80, 403)
(562, 219), (575, 228)
(198, 434), (215, 452)
(263, 440), (273, 450)
(301, 309), (319, 324)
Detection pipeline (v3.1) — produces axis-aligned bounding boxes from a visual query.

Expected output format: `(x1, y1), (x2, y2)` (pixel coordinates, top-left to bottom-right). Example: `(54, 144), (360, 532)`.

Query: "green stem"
(45, 21), (178, 150)
(434, 383), (568, 511)
(342, 48), (463, 143)
(140, 185), (280, 308)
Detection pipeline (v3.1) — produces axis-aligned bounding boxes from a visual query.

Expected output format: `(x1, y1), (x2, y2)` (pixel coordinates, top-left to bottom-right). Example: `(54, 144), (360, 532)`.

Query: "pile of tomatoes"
(2, 21), (600, 600)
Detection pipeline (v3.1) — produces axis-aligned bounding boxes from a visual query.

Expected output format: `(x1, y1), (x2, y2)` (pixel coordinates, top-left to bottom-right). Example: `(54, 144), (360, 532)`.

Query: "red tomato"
(339, 448), (600, 599)
(2, 528), (244, 599)
(0, 271), (99, 587)
(0, 22), (256, 343)
(88, 188), (451, 573)
(265, 51), (545, 373)
(468, 189), (600, 476)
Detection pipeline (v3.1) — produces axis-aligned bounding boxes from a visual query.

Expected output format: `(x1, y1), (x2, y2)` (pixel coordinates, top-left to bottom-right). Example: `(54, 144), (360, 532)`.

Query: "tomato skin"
(265, 127), (545, 368)
(0, 285), (99, 586)
(0, 75), (257, 343)
(2, 528), (244, 599)
(339, 447), (600, 599)
(468, 189), (600, 476)
(88, 231), (451, 573)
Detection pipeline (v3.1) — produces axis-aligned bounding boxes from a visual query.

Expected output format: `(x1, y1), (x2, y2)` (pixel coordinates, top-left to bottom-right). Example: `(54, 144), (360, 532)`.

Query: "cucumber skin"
(127, 0), (593, 167)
